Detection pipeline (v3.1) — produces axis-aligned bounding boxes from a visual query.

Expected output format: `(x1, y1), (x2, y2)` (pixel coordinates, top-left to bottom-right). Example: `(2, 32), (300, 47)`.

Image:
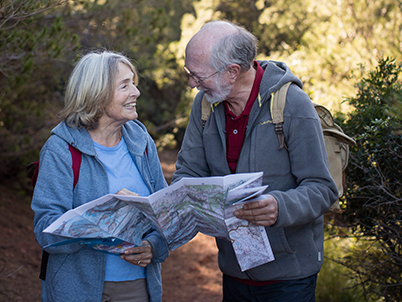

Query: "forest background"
(1, 0), (402, 301)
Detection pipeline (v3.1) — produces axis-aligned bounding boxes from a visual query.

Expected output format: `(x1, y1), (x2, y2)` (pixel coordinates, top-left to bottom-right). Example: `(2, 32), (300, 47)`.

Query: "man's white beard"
(203, 76), (232, 104)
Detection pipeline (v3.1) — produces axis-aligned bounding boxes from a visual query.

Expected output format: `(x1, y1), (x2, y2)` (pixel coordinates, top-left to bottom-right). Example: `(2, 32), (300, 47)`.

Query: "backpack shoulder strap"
(201, 94), (212, 128)
(28, 144), (82, 188)
(68, 144), (82, 189)
(271, 82), (292, 150)
(38, 249), (50, 280)
(39, 144), (81, 281)
(29, 160), (40, 187)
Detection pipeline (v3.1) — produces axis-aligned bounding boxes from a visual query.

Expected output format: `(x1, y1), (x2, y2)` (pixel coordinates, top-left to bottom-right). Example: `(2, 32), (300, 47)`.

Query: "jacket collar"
(51, 120), (148, 157)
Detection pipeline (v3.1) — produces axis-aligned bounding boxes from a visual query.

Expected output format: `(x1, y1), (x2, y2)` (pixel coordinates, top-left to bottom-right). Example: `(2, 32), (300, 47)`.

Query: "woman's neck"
(88, 126), (123, 147)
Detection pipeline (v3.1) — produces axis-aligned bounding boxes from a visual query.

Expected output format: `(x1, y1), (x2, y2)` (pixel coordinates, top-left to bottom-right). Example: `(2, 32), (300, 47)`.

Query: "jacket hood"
(51, 120), (149, 156)
(257, 60), (303, 101)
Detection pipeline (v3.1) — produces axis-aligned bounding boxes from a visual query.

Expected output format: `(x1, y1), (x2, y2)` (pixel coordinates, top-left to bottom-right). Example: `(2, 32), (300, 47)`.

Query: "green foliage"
(218, 0), (402, 112)
(1, 0), (402, 192)
(216, 0), (318, 56)
(55, 0), (193, 141)
(0, 0), (79, 188)
(341, 57), (402, 301)
(170, 0), (401, 116)
(316, 236), (365, 302)
(0, 0), (193, 187)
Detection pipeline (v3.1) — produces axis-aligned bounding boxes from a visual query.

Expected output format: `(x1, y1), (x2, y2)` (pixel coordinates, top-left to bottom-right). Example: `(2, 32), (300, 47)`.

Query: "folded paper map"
(43, 172), (274, 271)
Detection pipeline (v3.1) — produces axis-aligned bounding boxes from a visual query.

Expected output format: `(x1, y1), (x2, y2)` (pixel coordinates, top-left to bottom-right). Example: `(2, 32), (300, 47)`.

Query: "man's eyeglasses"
(183, 65), (220, 85)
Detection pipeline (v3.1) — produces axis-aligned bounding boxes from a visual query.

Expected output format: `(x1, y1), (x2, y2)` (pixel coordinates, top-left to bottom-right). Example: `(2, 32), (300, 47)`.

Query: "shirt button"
(233, 129), (238, 134)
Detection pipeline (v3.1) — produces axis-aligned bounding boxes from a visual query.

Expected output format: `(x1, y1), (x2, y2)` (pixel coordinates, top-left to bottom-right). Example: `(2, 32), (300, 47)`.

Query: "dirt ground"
(0, 149), (222, 302)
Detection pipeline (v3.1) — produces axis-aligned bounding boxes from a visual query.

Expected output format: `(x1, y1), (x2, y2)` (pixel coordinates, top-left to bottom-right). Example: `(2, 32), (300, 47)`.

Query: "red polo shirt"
(225, 62), (280, 286)
(225, 61), (264, 173)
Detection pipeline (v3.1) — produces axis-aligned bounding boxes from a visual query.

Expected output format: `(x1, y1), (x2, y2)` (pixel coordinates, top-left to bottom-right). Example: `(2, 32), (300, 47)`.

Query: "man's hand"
(233, 194), (278, 226)
(120, 240), (153, 267)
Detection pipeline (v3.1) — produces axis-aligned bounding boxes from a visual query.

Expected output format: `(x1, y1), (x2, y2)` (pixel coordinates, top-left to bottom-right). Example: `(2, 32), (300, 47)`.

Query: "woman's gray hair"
(60, 50), (138, 129)
(201, 21), (258, 72)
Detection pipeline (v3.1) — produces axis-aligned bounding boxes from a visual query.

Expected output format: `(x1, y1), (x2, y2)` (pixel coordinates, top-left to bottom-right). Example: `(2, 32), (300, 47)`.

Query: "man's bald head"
(186, 20), (258, 72)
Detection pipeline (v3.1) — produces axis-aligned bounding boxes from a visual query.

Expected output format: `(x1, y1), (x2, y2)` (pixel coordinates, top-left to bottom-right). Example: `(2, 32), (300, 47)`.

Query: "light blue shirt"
(94, 137), (150, 281)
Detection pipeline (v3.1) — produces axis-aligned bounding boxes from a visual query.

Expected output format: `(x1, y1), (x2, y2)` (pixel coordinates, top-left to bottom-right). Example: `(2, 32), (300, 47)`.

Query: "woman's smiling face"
(100, 62), (140, 127)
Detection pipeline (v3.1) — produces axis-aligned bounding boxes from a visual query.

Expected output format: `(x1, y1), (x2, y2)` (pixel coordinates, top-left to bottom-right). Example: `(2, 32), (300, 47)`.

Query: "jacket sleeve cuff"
(144, 232), (169, 263)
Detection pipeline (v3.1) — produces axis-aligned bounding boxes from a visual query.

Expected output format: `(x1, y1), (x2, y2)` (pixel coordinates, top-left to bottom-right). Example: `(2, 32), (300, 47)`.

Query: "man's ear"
(227, 64), (241, 81)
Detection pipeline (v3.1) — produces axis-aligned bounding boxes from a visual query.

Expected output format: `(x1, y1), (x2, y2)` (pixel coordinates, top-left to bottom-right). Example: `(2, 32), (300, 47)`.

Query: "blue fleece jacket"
(31, 120), (168, 302)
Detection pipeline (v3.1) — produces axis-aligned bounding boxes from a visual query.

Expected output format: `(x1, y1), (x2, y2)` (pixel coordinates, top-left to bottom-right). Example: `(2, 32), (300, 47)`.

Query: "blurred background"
(1, 1), (401, 301)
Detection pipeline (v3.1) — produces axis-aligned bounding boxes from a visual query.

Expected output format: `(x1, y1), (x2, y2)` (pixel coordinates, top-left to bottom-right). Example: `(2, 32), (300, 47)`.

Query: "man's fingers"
(242, 198), (269, 210)
(233, 195), (278, 226)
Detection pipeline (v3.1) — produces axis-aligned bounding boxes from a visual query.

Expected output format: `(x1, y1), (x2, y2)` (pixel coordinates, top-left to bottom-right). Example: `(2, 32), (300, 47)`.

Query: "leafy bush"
(0, 0), (192, 190)
(0, 1), (79, 190)
(340, 57), (402, 302)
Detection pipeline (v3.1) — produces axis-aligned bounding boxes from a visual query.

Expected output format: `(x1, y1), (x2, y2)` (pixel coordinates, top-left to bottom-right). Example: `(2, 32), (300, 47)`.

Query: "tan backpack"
(201, 82), (356, 212)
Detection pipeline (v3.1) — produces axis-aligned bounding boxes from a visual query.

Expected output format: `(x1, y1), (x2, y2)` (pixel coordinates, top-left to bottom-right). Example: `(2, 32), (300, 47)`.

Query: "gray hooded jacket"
(31, 120), (168, 301)
(173, 60), (338, 281)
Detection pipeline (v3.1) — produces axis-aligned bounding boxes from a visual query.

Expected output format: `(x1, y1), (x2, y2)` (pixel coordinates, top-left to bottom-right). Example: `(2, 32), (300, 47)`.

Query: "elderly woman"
(31, 50), (168, 302)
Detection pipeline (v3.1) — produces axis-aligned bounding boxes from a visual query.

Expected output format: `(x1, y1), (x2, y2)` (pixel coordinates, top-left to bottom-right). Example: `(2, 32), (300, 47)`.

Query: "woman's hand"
(116, 189), (151, 267)
(120, 240), (153, 267)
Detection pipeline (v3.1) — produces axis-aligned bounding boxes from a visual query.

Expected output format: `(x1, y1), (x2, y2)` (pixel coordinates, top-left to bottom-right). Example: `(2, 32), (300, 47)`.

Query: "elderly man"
(172, 20), (338, 302)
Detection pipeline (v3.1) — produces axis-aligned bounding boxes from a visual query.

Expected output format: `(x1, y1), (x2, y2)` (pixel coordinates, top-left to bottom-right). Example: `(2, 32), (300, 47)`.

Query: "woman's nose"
(131, 85), (141, 98)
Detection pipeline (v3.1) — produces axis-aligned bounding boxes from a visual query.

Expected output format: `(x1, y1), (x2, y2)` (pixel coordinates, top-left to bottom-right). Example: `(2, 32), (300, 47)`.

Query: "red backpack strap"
(38, 145), (81, 282)
(68, 145), (82, 189)
(30, 161), (40, 187)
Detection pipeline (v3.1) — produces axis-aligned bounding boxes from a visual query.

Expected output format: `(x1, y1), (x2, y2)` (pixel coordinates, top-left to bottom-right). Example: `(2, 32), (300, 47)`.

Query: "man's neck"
(225, 67), (257, 116)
